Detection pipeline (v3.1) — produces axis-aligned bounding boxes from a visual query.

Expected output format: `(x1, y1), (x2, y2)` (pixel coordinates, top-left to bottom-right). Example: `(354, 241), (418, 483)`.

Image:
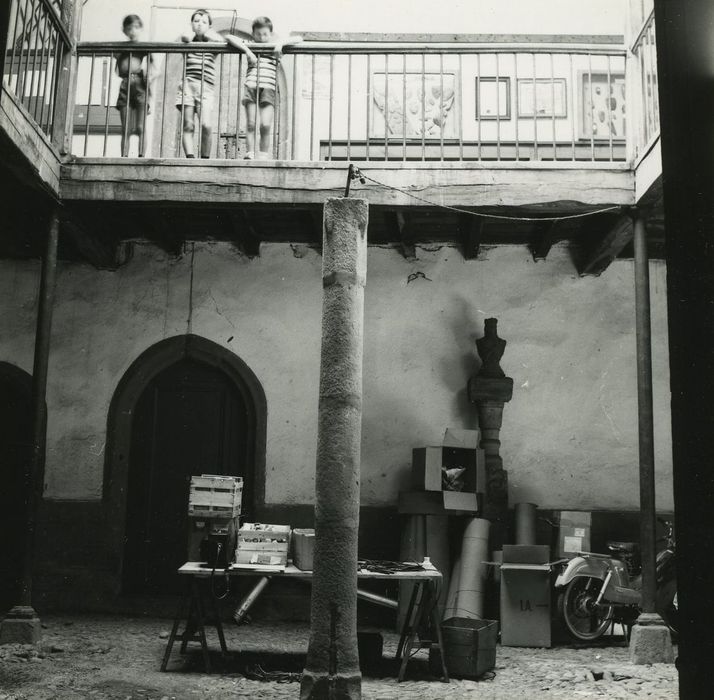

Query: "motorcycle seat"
(607, 541), (639, 553)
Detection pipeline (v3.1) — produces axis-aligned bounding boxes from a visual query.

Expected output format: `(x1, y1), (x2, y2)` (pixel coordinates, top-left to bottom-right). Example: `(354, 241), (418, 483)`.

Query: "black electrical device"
(199, 518), (238, 569)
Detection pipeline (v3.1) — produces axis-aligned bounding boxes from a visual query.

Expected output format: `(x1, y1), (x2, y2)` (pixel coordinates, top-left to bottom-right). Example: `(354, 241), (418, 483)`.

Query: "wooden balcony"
(1, 17), (662, 269)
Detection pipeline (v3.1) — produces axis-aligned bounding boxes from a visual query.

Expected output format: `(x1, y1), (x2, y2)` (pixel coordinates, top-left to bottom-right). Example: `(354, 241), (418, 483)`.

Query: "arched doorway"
(0, 362), (32, 612)
(104, 335), (266, 594)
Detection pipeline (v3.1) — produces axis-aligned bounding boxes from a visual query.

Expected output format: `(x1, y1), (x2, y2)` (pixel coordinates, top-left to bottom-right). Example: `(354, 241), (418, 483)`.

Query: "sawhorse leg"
(161, 577), (227, 673)
(397, 581), (449, 683)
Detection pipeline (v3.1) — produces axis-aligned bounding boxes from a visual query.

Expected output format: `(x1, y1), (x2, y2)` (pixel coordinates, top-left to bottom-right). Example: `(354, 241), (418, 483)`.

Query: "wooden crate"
(430, 618), (498, 678)
(237, 523), (291, 547)
(235, 523), (291, 570)
(188, 474), (243, 518)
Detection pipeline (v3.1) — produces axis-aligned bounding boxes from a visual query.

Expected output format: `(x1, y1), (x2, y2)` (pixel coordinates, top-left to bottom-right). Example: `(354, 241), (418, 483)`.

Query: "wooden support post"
(629, 213), (674, 663)
(301, 198), (368, 700)
(654, 0), (714, 689)
(1, 208), (59, 645)
(633, 214), (657, 616)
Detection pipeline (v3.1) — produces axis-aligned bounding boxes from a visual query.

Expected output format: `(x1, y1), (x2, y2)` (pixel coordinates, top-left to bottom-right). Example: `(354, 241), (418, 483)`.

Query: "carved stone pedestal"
(467, 319), (513, 547)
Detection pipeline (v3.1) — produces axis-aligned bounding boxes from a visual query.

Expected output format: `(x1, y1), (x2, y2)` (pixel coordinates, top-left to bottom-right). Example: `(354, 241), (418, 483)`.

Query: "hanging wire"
(348, 167), (622, 223)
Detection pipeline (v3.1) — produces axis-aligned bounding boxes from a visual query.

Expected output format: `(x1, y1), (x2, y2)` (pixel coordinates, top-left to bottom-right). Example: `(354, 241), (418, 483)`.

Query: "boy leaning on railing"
(176, 8), (228, 158)
(227, 18), (302, 160)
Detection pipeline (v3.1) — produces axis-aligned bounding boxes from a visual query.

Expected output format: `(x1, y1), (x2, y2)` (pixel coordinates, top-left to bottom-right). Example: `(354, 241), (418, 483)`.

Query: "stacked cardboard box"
(555, 511), (592, 558)
(398, 429), (486, 515)
(499, 544), (551, 647)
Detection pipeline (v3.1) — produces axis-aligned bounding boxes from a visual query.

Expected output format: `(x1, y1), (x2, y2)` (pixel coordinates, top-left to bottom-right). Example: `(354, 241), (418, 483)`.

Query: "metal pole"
(22, 207), (60, 609)
(633, 213), (657, 615)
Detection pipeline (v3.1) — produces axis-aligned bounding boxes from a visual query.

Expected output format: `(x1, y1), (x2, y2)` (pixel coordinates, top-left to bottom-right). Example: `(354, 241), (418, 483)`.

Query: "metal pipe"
(295, 577), (398, 609)
(633, 214), (657, 615)
(357, 588), (398, 610)
(19, 207), (59, 610)
(233, 576), (271, 624)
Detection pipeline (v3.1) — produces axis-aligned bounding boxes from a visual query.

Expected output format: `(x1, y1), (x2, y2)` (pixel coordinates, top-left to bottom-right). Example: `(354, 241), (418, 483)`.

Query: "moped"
(554, 519), (677, 641)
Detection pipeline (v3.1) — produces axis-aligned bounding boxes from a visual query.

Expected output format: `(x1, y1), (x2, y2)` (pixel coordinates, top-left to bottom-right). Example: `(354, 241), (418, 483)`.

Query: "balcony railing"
(2, 0), (73, 146)
(71, 40), (630, 163)
(630, 8), (659, 156)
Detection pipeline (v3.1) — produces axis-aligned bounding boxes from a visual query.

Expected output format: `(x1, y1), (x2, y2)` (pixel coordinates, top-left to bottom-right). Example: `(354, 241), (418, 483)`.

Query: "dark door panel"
(123, 358), (249, 593)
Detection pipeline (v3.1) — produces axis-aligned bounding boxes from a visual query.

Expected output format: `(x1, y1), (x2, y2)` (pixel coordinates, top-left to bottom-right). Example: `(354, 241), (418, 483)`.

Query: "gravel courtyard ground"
(0, 615), (678, 699)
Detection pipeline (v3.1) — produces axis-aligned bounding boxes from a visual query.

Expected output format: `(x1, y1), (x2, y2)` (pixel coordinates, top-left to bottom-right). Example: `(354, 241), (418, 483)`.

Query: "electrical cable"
(353, 169), (623, 223)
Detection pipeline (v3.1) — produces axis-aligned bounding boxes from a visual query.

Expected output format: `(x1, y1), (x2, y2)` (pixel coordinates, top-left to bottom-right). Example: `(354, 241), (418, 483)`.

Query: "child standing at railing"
(227, 18), (302, 159)
(116, 15), (152, 157)
(176, 9), (227, 158)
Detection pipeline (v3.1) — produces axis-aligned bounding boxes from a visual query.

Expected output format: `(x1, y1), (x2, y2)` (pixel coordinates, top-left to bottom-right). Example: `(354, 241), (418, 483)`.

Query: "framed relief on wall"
(517, 78), (567, 118)
(475, 77), (510, 120)
(579, 72), (626, 139)
(371, 72), (459, 139)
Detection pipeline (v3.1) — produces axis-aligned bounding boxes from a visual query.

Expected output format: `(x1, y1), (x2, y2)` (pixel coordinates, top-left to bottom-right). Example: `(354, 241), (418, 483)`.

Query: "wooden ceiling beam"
(226, 210), (261, 258)
(61, 216), (132, 270)
(385, 210), (416, 260)
(529, 219), (560, 261)
(459, 213), (482, 260)
(578, 213), (633, 276)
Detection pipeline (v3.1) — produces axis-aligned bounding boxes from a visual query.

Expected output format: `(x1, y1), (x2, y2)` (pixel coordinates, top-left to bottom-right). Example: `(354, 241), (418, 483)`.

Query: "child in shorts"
(116, 15), (151, 157)
(176, 9), (227, 158)
(227, 18), (302, 159)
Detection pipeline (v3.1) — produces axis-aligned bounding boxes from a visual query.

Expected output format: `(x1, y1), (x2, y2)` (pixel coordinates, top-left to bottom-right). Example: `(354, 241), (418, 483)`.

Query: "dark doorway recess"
(124, 358), (248, 593)
(104, 335), (266, 595)
(0, 362), (33, 613)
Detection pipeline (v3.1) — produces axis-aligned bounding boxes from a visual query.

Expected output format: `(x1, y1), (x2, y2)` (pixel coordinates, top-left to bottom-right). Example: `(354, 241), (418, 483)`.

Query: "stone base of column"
(629, 612), (674, 664)
(300, 671), (362, 700)
(0, 605), (42, 645)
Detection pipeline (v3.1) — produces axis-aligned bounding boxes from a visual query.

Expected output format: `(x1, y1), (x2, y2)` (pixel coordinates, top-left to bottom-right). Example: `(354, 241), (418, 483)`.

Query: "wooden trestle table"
(161, 561), (449, 682)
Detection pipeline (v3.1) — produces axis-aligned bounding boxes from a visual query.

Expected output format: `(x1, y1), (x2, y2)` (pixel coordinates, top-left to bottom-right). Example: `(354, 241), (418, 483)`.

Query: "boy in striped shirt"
(176, 9), (227, 158)
(227, 18), (302, 159)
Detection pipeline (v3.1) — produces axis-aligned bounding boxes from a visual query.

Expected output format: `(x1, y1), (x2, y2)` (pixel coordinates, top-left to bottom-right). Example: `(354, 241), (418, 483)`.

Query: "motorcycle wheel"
(557, 576), (615, 641)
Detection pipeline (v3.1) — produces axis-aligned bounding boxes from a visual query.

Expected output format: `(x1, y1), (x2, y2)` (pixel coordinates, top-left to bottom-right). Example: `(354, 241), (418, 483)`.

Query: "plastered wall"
(0, 241), (673, 510)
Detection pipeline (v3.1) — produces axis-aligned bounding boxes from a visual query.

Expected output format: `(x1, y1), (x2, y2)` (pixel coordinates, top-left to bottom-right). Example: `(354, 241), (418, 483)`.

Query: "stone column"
(1, 210), (59, 645)
(301, 198), (368, 700)
(467, 319), (513, 541)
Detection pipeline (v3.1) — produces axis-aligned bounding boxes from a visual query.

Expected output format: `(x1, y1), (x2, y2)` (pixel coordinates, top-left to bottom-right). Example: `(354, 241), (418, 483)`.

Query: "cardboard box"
(442, 428), (480, 450)
(502, 544), (550, 565)
(398, 490), (479, 515)
(555, 511), (592, 557)
(292, 528), (315, 571)
(411, 447), (444, 491)
(411, 446), (486, 493)
(500, 544), (551, 648)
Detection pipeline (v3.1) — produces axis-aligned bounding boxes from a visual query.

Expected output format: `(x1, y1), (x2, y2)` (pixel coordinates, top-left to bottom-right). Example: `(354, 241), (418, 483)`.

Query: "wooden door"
(0, 366), (32, 612)
(123, 358), (249, 593)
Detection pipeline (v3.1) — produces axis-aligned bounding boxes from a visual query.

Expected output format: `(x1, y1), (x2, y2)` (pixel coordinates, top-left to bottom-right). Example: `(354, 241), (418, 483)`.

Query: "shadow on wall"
(442, 294), (482, 427)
